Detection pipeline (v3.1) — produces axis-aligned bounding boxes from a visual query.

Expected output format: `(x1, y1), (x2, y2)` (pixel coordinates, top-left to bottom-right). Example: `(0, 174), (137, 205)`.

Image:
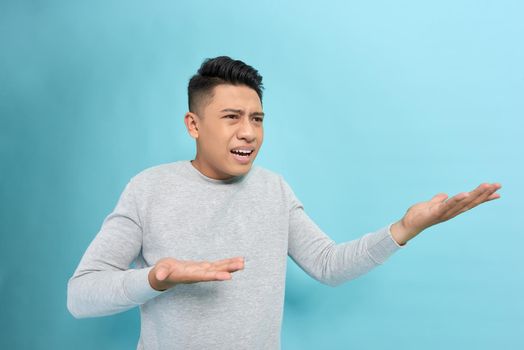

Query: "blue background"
(1, 1), (523, 349)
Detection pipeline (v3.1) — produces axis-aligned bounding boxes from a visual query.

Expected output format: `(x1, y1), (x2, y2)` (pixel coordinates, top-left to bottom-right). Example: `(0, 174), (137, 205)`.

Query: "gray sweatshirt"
(67, 161), (402, 349)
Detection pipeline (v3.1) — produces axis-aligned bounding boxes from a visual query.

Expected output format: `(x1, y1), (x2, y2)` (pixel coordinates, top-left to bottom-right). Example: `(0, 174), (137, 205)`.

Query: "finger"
(487, 193), (501, 201)
(458, 183), (499, 209)
(429, 193), (448, 204)
(486, 183), (502, 200)
(197, 261), (212, 270)
(439, 191), (469, 211)
(456, 186), (501, 215)
(182, 268), (232, 283)
(155, 265), (170, 281)
(197, 259), (242, 273)
(202, 270), (232, 281)
(212, 256), (245, 267)
(212, 257), (245, 272)
(445, 184), (498, 218)
(439, 192), (474, 218)
(179, 261), (236, 282)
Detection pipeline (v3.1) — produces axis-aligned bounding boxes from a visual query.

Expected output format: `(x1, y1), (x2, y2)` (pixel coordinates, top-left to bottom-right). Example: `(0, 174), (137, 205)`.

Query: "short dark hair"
(188, 56), (264, 114)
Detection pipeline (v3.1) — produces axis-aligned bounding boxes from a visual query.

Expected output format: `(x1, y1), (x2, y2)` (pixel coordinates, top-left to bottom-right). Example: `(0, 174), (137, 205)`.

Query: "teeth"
(232, 149), (252, 155)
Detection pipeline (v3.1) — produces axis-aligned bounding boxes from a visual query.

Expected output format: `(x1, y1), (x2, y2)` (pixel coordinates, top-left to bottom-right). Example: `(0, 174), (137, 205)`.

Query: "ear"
(184, 112), (200, 139)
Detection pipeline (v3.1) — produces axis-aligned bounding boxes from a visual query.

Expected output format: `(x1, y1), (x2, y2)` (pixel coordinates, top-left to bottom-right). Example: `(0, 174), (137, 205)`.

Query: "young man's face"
(186, 84), (264, 180)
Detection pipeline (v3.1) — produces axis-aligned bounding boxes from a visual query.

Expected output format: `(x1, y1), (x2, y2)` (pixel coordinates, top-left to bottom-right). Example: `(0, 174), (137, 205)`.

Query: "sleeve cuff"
(365, 223), (405, 264)
(122, 266), (165, 305)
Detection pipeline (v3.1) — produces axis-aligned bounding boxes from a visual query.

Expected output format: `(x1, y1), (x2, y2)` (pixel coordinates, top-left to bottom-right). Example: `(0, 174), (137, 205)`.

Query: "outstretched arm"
(285, 179), (502, 287)
(390, 182), (502, 245)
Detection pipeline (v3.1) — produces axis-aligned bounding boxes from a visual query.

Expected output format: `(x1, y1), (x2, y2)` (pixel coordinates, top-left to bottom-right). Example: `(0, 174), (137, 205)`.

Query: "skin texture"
(390, 182), (502, 245)
(148, 257), (245, 291)
(148, 83), (502, 291)
(185, 84), (264, 180)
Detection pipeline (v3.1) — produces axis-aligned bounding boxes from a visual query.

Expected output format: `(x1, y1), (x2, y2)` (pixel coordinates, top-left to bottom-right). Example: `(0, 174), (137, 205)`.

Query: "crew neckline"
(184, 160), (250, 185)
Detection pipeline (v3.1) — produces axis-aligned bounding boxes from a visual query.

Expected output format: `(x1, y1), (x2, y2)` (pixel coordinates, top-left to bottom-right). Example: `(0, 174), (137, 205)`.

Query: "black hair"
(188, 56), (264, 113)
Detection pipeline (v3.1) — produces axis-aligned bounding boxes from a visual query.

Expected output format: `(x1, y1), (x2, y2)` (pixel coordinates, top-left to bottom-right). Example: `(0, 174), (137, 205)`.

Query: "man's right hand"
(148, 256), (245, 291)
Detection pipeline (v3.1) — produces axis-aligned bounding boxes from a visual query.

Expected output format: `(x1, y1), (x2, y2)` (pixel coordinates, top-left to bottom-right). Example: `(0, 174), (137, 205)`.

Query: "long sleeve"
(67, 180), (163, 318)
(285, 181), (403, 287)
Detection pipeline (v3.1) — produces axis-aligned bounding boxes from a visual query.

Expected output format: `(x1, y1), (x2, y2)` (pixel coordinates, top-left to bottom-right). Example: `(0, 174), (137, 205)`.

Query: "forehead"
(205, 84), (262, 112)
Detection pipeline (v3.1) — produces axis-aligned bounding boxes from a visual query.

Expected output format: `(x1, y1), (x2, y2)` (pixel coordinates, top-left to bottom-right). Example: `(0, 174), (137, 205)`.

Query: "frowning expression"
(185, 84), (264, 180)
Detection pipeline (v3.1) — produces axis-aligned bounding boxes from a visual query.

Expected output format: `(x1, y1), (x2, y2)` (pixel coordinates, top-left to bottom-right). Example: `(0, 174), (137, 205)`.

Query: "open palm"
(393, 183), (501, 244)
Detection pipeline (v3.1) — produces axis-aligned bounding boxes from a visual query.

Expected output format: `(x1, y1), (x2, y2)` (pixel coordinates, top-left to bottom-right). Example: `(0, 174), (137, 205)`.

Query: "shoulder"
(135, 161), (183, 177)
(250, 165), (303, 209)
(249, 165), (298, 199)
(128, 161), (188, 188)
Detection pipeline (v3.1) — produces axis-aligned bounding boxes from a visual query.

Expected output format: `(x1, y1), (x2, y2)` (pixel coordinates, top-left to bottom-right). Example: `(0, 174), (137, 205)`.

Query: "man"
(67, 56), (501, 349)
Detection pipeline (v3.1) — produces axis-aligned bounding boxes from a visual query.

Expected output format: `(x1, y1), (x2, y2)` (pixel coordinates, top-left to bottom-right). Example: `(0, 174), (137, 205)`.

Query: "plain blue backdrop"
(1, 1), (523, 349)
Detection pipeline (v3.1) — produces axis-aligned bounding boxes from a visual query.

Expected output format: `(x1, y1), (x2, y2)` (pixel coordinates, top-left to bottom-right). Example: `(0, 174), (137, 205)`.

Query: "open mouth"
(230, 149), (254, 157)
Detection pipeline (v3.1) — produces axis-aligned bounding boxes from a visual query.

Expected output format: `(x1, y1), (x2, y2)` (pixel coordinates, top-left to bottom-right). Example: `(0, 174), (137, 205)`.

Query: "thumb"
(430, 193), (448, 203)
(155, 265), (170, 281)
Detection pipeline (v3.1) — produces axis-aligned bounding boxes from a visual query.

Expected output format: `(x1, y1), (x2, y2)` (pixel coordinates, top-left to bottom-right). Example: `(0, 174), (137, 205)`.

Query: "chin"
(229, 164), (253, 177)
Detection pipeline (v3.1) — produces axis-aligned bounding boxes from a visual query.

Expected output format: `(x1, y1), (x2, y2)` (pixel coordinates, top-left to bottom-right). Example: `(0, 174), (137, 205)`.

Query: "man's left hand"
(390, 182), (502, 245)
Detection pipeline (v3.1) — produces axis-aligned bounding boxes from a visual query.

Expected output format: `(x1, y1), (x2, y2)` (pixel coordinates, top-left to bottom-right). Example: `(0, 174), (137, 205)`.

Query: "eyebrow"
(220, 108), (265, 117)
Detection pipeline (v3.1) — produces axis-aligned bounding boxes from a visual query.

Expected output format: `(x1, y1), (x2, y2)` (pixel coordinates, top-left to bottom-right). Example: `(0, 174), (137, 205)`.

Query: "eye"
(225, 114), (239, 119)
(253, 117), (264, 123)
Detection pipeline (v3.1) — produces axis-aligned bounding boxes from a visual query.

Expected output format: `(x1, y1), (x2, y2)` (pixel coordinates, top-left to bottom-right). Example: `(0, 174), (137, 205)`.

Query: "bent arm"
(67, 181), (162, 318)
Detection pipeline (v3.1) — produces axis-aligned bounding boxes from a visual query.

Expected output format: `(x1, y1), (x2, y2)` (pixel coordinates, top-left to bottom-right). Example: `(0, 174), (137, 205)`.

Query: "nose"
(236, 117), (256, 142)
